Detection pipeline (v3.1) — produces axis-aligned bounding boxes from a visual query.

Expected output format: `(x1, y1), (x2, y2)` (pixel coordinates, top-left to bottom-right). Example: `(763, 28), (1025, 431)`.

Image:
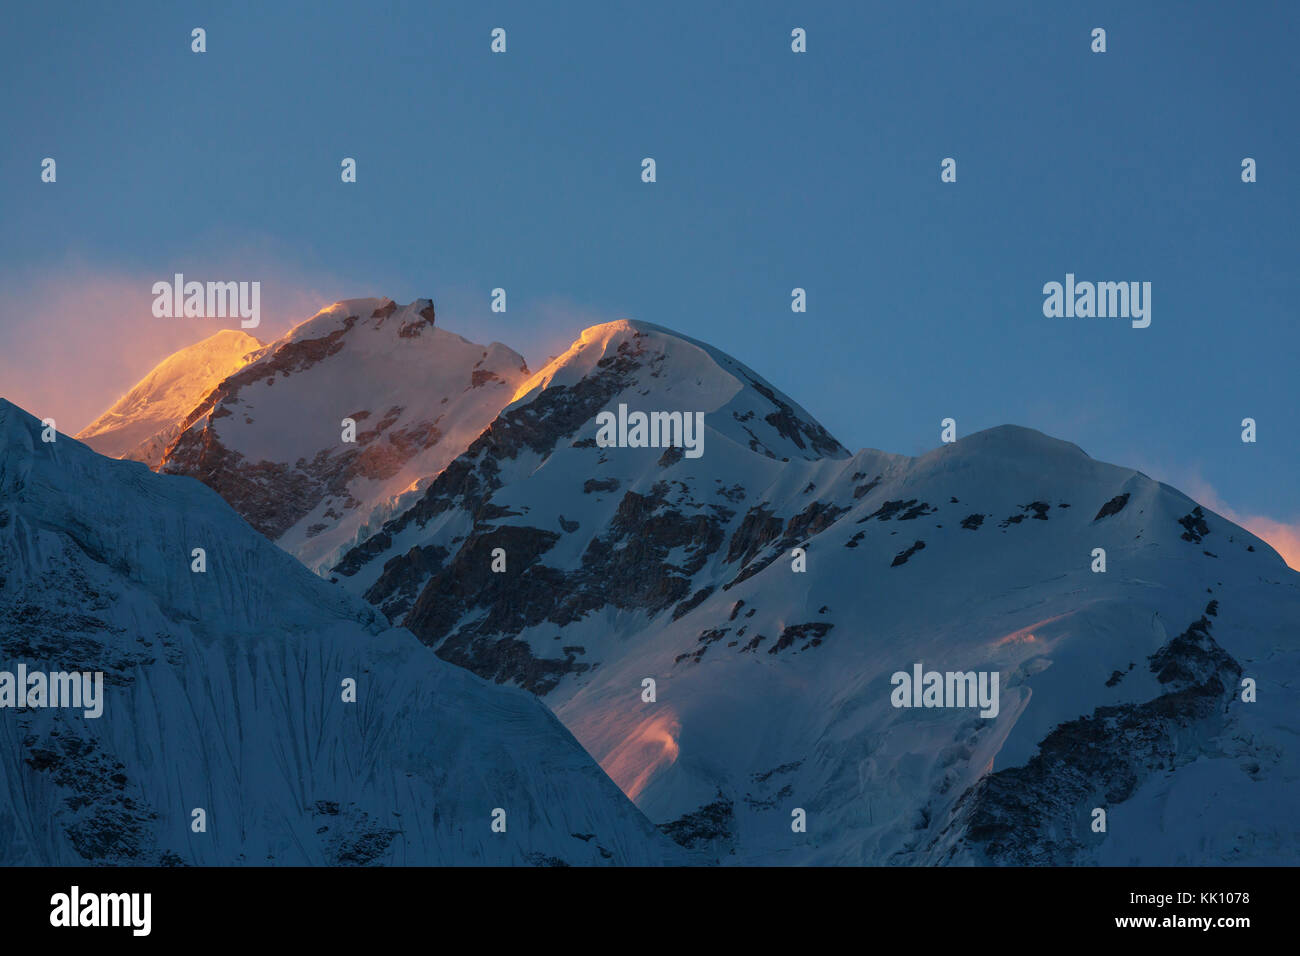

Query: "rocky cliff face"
(333, 321), (850, 688)
(156, 298), (530, 574)
(922, 607), (1247, 865)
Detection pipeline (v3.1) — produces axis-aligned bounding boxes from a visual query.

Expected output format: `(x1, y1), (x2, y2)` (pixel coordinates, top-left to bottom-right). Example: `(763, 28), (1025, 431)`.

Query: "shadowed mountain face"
(329, 319), (1300, 866)
(0, 399), (681, 866)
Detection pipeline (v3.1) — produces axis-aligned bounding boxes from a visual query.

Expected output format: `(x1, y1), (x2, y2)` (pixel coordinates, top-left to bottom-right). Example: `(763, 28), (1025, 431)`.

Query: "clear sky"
(1, 1), (1296, 562)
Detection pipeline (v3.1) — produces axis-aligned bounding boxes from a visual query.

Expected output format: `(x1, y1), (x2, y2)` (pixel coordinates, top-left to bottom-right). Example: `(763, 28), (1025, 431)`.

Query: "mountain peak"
(935, 424), (1092, 463)
(159, 298), (531, 574)
(508, 317), (848, 462)
(283, 297), (438, 348)
(0, 396), (38, 450)
(75, 328), (263, 466)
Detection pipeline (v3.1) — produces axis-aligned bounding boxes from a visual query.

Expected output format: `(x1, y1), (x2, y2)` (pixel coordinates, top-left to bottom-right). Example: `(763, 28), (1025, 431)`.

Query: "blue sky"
(2, 0), (1296, 555)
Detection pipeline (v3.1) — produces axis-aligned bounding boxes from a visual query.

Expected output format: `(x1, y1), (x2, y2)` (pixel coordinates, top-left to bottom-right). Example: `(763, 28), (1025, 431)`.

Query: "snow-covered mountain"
(76, 329), (262, 467)
(333, 319), (1300, 865)
(157, 298), (530, 574)
(0, 398), (680, 866)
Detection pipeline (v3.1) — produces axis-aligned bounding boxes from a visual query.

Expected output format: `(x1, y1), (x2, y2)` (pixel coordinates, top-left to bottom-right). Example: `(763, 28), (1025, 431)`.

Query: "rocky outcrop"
(931, 609), (1244, 865)
(159, 298), (529, 573)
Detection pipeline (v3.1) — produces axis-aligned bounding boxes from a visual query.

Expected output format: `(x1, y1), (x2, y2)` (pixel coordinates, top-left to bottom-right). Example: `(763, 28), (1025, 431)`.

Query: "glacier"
(0, 398), (680, 865)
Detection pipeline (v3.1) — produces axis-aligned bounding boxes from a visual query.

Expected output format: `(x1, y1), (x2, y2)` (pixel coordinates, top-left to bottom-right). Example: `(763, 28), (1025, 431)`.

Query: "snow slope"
(0, 398), (680, 866)
(75, 329), (261, 467)
(159, 298), (530, 574)
(333, 320), (1300, 866)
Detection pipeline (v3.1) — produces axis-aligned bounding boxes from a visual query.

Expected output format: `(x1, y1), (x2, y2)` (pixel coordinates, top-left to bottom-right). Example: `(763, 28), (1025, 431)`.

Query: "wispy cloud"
(0, 258), (628, 440)
(432, 287), (623, 375)
(1178, 476), (1300, 572)
(1133, 455), (1300, 572)
(0, 259), (348, 434)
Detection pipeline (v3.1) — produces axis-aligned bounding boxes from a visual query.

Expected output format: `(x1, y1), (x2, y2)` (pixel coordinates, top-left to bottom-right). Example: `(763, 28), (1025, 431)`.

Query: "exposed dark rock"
(722, 501), (847, 590)
(1000, 502), (1050, 528)
(752, 760), (802, 784)
(784, 501), (850, 541)
(859, 499), (918, 523)
(893, 502), (934, 520)
(658, 794), (734, 851)
(18, 726), (169, 863)
(854, 476), (883, 499)
(1178, 506), (1211, 543)
(735, 371), (846, 460)
(715, 484), (746, 502)
(726, 505), (783, 566)
(673, 586), (715, 620)
(891, 540), (926, 567)
(767, 622), (834, 654)
(384, 474), (731, 691)
(658, 446), (684, 467)
(1093, 493), (1130, 522)
(939, 612), (1242, 865)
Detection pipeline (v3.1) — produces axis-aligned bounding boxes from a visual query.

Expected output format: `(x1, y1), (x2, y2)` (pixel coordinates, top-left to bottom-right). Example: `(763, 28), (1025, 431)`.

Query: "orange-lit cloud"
(987, 613), (1071, 650)
(1, 258), (624, 441)
(596, 712), (681, 803)
(1181, 477), (1300, 572)
(0, 260), (346, 435)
